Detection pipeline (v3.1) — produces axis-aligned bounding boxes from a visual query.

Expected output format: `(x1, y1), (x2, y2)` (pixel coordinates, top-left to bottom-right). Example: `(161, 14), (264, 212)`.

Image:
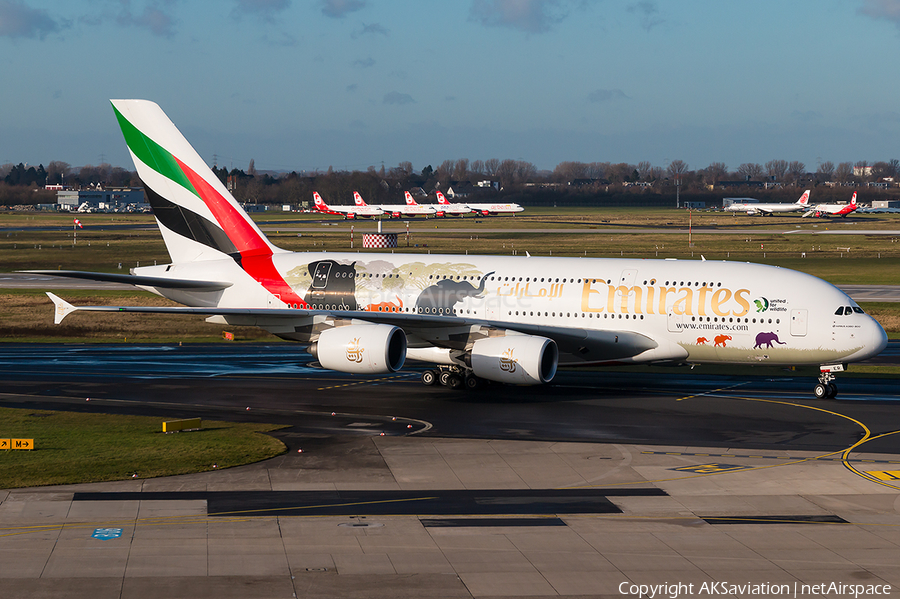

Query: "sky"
(2, 0), (900, 175)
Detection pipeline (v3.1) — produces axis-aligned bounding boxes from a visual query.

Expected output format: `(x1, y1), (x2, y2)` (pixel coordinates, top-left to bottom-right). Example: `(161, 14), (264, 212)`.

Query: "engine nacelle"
(470, 335), (558, 385)
(311, 324), (407, 374)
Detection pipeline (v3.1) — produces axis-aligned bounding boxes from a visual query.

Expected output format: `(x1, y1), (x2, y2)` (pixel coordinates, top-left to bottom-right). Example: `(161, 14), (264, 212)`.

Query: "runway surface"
(2, 343), (899, 454)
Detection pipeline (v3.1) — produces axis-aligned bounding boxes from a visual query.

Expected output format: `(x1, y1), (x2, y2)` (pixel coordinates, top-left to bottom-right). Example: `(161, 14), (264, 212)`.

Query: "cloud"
(859, 0), (900, 28)
(383, 91), (415, 105)
(352, 22), (388, 37)
(469, 0), (571, 34)
(321, 0), (365, 19)
(353, 56), (375, 68)
(587, 88), (629, 103)
(627, 1), (663, 31)
(0, 0), (67, 39)
(346, 83), (358, 92)
(116, 0), (177, 37)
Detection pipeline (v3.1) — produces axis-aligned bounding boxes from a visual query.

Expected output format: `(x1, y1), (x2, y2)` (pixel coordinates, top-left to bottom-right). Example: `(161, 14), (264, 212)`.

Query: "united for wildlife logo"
(345, 338), (364, 363)
(499, 348), (517, 373)
(754, 297), (769, 313)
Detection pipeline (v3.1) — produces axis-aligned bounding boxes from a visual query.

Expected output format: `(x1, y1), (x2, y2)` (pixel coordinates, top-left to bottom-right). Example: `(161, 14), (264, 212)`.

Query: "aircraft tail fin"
(110, 99), (277, 264)
(353, 191), (367, 206)
(797, 190), (810, 205)
(850, 192), (857, 206)
(404, 191), (418, 205)
(436, 191), (449, 205)
(313, 191), (328, 209)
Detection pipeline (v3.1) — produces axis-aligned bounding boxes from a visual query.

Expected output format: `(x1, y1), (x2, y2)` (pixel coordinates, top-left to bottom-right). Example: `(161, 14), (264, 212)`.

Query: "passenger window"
(834, 307), (844, 315)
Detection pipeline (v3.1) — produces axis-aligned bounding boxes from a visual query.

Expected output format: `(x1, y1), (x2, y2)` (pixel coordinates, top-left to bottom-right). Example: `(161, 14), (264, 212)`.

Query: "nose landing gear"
(814, 364), (845, 399)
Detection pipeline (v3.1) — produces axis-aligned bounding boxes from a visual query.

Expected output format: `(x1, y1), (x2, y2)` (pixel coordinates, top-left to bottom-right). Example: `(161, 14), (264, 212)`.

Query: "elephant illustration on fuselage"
(754, 331), (787, 349)
(302, 260), (358, 310)
(415, 271), (495, 314)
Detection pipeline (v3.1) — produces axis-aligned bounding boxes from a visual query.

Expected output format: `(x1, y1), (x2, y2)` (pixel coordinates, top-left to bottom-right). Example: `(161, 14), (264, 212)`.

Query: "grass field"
(0, 407), (286, 489)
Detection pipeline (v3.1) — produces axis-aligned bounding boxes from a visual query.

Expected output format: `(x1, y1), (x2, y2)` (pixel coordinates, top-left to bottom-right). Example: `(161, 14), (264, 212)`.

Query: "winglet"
(47, 292), (78, 324)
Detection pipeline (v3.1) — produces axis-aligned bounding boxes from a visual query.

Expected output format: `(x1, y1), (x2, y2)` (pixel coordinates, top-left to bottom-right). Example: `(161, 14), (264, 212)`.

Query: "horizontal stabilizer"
(24, 270), (232, 291)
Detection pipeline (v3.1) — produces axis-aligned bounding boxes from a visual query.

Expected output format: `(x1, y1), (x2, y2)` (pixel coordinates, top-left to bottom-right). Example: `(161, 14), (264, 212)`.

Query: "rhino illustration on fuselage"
(754, 331), (787, 349)
(415, 271), (495, 314)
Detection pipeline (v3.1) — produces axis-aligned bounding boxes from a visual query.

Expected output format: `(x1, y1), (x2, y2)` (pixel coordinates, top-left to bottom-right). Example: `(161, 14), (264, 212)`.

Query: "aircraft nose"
(862, 316), (888, 361)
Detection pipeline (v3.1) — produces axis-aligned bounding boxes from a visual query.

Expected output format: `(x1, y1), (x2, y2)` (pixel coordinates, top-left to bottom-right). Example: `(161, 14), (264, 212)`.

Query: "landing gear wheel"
(447, 374), (464, 390)
(814, 383), (828, 399)
(464, 374), (482, 390)
(421, 370), (437, 386)
(826, 383), (838, 398)
(439, 371), (452, 386)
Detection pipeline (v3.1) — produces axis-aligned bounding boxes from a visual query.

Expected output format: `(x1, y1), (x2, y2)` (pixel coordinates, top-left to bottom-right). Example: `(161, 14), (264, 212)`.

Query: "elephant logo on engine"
(415, 271), (495, 313)
(345, 338), (364, 363)
(499, 348), (517, 373)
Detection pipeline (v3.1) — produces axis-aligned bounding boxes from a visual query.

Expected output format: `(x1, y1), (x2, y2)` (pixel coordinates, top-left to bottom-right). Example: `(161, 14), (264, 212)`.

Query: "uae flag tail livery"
(110, 99), (304, 306)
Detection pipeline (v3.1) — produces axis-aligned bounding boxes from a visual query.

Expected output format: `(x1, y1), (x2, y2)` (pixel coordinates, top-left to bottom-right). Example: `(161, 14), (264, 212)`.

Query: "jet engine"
(470, 335), (558, 385)
(311, 324), (407, 374)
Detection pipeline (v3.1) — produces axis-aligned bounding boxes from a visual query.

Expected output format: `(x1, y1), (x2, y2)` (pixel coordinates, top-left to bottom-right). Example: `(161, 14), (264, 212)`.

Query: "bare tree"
(46, 161), (71, 185)
(816, 161), (835, 181)
(470, 160), (485, 177)
(452, 159), (469, 181)
(636, 161), (653, 181)
(787, 161), (806, 182)
(737, 163), (764, 180)
(494, 160), (515, 187)
(483, 158), (500, 178)
(702, 162), (728, 186)
(834, 162), (853, 182)
(765, 159), (789, 181)
(514, 160), (537, 183)
(248, 159), (257, 177)
(398, 161), (413, 177)
(435, 160), (454, 184)
(553, 161), (588, 183)
(666, 159), (688, 179)
(854, 160), (870, 182)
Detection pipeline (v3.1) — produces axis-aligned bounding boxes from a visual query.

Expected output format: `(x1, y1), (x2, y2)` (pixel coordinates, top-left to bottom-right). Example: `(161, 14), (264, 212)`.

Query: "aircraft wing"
(25, 270), (233, 290)
(46, 293), (675, 363)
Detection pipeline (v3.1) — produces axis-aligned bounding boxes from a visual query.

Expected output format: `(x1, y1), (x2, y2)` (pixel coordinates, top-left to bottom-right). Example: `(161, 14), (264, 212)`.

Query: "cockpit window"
(853, 306), (864, 314)
(844, 306), (853, 315)
(834, 307), (845, 315)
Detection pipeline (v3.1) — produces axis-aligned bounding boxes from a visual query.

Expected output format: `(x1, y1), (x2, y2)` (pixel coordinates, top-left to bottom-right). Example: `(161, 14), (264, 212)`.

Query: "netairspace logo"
(618, 581), (892, 598)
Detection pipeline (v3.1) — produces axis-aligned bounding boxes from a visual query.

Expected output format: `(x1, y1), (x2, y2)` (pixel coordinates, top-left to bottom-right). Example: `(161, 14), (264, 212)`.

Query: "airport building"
(722, 197), (759, 208)
(57, 187), (147, 213)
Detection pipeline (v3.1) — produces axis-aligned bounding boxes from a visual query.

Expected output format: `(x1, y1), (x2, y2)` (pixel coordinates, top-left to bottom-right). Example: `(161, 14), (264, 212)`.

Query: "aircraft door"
(667, 308), (683, 333)
(790, 309), (808, 337)
(618, 269), (638, 289)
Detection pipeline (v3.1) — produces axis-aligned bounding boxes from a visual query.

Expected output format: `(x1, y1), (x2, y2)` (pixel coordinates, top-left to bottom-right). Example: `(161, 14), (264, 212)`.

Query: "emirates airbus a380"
(37, 101), (887, 399)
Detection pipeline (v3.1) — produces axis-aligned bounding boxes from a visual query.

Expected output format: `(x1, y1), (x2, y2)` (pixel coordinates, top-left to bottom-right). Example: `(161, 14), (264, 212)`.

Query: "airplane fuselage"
(135, 252), (886, 368)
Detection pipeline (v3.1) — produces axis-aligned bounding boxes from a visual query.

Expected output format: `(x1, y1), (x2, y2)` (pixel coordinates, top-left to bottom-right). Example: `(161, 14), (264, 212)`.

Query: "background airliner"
(803, 192), (859, 218)
(313, 191), (382, 219)
(434, 191), (472, 217)
(359, 191), (436, 218)
(39, 100), (887, 400)
(724, 190), (810, 215)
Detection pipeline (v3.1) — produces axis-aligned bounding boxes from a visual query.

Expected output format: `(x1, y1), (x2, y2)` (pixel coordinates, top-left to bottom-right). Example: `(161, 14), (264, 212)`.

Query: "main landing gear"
(813, 364), (845, 399)
(421, 366), (484, 391)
